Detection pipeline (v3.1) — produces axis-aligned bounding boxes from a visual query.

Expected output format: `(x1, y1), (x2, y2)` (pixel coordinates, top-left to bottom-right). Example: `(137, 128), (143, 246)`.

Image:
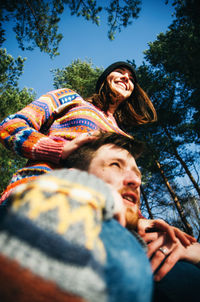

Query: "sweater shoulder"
(45, 88), (83, 106)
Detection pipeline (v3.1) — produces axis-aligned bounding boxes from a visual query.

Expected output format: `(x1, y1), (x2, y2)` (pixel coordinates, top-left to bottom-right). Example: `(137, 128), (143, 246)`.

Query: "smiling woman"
(88, 61), (157, 129)
(106, 68), (135, 112)
(0, 61), (156, 205)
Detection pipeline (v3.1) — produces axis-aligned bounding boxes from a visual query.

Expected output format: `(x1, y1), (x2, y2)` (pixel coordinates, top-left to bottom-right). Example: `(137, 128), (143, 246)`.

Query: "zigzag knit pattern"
(0, 169), (115, 302)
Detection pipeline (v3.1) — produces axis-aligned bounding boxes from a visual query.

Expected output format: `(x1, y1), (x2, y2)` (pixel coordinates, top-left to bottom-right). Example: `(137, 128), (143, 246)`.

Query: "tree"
(138, 1), (200, 235)
(0, 0), (141, 57)
(155, 158), (193, 235)
(144, 0), (200, 137)
(163, 125), (200, 198)
(0, 48), (35, 193)
(140, 186), (154, 219)
(0, 48), (25, 93)
(130, 60), (200, 236)
(52, 59), (103, 97)
(0, 48), (35, 117)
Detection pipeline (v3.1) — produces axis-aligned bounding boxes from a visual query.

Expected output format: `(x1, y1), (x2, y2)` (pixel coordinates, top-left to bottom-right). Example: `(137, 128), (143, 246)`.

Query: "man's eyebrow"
(134, 167), (142, 178)
(109, 156), (141, 177)
(107, 156), (126, 167)
(108, 156), (124, 163)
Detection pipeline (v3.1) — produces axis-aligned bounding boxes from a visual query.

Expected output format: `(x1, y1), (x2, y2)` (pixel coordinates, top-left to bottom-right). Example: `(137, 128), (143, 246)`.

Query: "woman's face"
(106, 67), (134, 105)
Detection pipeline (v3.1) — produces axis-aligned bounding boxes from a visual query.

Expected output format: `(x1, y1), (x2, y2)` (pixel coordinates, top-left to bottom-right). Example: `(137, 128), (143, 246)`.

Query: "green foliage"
(52, 59), (103, 97)
(105, 0), (141, 40)
(0, 48), (26, 92)
(64, 0), (102, 25)
(0, 87), (36, 123)
(130, 58), (200, 235)
(1, 0), (141, 57)
(0, 146), (27, 195)
(1, 0), (63, 58)
(0, 48), (36, 119)
(138, 0), (200, 232)
(0, 48), (35, 192)
(144, 0), (200, 137)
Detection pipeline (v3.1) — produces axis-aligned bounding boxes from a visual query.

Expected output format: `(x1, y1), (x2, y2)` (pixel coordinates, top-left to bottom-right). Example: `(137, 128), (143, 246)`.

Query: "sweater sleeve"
(0, 88), (80, 164)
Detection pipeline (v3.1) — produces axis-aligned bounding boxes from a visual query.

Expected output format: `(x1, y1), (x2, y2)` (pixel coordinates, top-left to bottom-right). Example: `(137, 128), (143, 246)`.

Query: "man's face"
(88, 144), (141, 228)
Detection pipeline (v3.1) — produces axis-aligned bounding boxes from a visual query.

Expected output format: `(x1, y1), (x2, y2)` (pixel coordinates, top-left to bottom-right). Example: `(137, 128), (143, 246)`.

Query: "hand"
(61, 131), (99, 159)
(137, 218), (196, 246)
(148, 234), (200, 281)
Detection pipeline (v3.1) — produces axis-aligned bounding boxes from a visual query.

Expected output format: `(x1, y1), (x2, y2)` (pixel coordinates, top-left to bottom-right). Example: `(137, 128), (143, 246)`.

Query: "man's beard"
(125, 207), (139, 230)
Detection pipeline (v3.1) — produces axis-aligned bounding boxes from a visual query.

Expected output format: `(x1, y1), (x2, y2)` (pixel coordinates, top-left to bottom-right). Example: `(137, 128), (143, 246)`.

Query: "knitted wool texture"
(0, 169), (116, 302)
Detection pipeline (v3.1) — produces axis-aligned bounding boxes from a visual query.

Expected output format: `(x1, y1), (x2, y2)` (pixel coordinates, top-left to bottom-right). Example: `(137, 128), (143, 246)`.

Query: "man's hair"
(62, 132), (144, 171)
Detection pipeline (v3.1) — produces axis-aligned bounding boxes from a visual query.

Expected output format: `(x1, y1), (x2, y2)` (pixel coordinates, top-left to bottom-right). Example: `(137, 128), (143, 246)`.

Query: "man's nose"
(123, 171), (141, 188)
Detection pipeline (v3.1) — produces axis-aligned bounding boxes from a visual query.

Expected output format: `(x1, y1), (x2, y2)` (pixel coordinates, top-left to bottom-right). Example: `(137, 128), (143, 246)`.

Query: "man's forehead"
(95, 144), (141, 176)
(96, 144), (134, 160)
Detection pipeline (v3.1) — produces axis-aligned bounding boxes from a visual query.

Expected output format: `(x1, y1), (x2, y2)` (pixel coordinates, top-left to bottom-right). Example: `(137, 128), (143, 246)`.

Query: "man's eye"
(110, 162), (120, 168)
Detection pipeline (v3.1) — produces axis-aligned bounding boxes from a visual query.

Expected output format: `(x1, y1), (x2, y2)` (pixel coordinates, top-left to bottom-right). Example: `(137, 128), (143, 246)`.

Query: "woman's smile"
(106, 67), (134, 112)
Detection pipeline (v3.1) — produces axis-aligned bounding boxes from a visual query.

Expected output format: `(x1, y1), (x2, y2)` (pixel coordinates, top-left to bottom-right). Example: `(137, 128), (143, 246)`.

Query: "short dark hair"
(62, 132), (144, 171)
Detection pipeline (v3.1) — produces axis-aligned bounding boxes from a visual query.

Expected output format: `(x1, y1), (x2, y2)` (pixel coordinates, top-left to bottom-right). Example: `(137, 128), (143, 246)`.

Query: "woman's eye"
(116, 69), (123, 74)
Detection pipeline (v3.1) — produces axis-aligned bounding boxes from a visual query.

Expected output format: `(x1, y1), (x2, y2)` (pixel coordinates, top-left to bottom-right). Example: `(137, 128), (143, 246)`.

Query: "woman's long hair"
(86, 81), (157, 130)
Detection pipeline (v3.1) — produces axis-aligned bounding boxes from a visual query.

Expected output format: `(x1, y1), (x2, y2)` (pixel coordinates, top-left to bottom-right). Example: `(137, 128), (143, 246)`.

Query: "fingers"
(140, 232), (159, 244)
(62, 131), (99, 159)
(151, 219), (177, 243)
(173, 227), (196, 246)
(147, 235), (166, 258)
(150, 248), (167, 274)
(75, 131), (99, 145)
(138, 219), (196, 248)
(151, 220), (196, 246)
(154, 245), (181, 281)
(137, 218), (155, 237)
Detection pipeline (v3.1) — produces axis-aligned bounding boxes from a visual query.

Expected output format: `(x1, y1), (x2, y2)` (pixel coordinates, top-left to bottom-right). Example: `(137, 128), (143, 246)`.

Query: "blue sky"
(3, 0), (174, 98)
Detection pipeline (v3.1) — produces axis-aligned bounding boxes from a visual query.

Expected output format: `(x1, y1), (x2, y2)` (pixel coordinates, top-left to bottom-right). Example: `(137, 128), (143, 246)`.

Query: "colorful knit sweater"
(0, 88), (129, 203)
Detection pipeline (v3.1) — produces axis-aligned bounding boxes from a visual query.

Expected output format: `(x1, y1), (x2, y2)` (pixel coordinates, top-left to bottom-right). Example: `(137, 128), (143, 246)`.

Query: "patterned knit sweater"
(0, 169), (115, 302)
(0, 88), (129, 203)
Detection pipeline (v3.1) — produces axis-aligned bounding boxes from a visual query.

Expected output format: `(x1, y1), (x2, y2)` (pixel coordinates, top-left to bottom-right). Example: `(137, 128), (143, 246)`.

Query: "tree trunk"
(155, 159), (193, 235)
(140, 186), (154, 219)
(163, 126), (200, 198)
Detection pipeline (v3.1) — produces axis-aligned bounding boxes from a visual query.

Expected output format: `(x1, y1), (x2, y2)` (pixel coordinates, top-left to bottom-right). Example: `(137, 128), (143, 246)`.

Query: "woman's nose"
(121, 72), (129, 81)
